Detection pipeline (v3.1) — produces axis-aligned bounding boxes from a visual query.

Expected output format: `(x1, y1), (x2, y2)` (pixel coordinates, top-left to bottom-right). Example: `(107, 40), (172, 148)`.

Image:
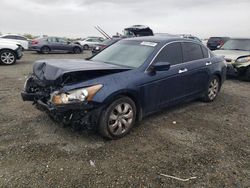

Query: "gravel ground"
(0, 51), (249, 188)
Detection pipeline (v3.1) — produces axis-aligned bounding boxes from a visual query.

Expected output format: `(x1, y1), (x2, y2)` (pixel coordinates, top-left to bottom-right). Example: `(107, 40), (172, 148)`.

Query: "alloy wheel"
(1, 52), (15, 65)
(108, 103), (134, 136)
(208, 78), (219, 100)
(84, 45), (89, 50)
(74, 47), (81, 54)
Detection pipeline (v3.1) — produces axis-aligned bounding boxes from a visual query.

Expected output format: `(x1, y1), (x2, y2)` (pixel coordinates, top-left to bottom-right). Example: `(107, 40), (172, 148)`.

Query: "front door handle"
(178, 68), (188, 74)
(206, 61), (212, 66)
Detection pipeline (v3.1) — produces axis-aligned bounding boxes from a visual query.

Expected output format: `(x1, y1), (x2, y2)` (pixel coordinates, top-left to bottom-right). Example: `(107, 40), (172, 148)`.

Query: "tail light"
(31, 40), (39, 45)
(101, 45), (107, 49)
(219, 40), (224, 46)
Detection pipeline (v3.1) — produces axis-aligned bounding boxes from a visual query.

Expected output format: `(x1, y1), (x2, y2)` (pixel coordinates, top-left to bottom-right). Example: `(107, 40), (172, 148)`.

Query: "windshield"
(221, 39), (250, 51)
(91, 41), (156, 68)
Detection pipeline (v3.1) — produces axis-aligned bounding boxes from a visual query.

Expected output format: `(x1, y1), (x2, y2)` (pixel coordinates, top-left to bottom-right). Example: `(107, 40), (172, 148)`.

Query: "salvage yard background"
(0, 51), (249, 187)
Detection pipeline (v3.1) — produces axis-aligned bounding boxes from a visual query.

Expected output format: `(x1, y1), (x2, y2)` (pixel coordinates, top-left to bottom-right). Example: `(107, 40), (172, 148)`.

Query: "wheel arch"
(102, 89), (142, 121)
(0, 48), (16, 53)
(210, 72), (223, 93)
(213, 72), (222, 83)
(73, 46), (82, 52)
(41, 45), (51, 51)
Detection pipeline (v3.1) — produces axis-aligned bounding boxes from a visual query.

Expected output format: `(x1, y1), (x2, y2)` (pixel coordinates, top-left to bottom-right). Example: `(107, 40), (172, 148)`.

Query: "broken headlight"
(51, 84), (103, 105)
(236, 57), (250, 63)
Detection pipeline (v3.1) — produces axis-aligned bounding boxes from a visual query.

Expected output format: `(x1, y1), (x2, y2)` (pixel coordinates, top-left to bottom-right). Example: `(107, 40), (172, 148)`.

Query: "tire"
(202, 75), (221, 102)
(0, 50), (17, 65)
(83, 45), (89, 50)
(239, 66), (250, 81)
(40, 46), (50, 54)
(73, 47), (81, 54)
(98, 96), (137, 139)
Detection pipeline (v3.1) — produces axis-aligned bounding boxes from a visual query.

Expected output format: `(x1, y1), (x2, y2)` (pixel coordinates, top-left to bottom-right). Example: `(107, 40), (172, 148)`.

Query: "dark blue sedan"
(21, 36), (227, 139)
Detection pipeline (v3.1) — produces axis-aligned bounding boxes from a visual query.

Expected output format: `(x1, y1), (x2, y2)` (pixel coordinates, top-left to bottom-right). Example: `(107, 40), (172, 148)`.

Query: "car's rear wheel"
(202, 75), (221, 102)
(98, 97), (136, 139)
(73, 47), (81, 54)
(41, 46), (50, 54)
(0, 50), (17, 65)
(83, 45), (89, 50)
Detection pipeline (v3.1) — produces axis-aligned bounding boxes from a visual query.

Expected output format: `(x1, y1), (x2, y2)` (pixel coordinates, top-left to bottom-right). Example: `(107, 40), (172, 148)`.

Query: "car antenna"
(95, 26), (111, 39)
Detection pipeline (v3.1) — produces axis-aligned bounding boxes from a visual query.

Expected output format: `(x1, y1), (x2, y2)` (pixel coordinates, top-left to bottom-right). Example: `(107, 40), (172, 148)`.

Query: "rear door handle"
(206, 62), (212, 66)
(178, 68), (188, 74)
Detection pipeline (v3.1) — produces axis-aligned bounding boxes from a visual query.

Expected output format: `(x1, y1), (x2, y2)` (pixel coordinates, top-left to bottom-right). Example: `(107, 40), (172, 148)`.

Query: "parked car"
(124, 25), (154, 37)
(0, 41), (23, 65)
(214, 38), (250, 81)
(92, 38), (121, 55)
(0, 34), (30, 50)
(30, 37), (83, 54)
(75, 37), (104, 50)
(207, 37), (230, 50)
(21, 36), (226, 139)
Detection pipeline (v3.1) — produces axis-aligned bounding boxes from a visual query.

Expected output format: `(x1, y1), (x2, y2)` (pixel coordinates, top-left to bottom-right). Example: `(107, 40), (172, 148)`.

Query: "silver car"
(214, 38), (250, 81)
(75, 37), (104, 50)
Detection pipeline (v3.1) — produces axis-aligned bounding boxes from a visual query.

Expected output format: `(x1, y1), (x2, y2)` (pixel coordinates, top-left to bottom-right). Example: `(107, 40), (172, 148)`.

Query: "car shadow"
(45, 98), (202, 140)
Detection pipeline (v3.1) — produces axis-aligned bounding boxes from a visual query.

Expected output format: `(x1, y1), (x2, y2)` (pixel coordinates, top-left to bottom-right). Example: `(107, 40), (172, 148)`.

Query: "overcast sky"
(0, 0), (250, 39)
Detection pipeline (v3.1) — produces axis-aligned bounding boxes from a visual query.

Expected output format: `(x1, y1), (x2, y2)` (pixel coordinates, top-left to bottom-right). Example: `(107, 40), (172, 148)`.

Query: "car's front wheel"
(98, 97), (136, 139)
(0, 50), (17, 65)
(83, 45), (89, 50)
(202, 75), (221, 102)
(73, 47), (81, 54)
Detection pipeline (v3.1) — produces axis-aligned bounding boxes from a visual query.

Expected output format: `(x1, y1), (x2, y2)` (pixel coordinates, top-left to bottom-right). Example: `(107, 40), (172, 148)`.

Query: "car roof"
(1, 34), (23, 36)
(123, 36), (196, 44)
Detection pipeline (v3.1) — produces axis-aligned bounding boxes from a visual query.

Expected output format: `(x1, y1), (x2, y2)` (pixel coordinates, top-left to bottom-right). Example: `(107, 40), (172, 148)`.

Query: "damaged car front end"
(21, 59), (129, 127)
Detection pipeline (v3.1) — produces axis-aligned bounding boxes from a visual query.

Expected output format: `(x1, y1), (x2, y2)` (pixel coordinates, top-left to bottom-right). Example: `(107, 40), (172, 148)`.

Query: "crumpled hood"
(214, 50), (250, 60)
(33, 59), (129, 83)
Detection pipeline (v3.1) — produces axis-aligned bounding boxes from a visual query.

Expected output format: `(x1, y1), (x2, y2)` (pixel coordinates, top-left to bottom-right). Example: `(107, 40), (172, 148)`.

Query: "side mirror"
(152, 62), (171, 71)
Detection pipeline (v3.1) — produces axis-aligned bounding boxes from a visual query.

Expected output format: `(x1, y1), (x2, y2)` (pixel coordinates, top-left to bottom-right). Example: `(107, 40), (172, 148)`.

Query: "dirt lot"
(0, 51), (249, 188)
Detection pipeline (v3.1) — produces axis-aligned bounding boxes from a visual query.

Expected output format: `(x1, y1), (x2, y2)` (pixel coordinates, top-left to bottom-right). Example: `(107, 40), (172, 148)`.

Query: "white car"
(0, 34), (30, 50)
(0, 41), (23, 65)
(75, 37), (104, 50)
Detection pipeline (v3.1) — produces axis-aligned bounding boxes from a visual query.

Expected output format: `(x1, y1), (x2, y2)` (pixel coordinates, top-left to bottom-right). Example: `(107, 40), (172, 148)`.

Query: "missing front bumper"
(23, 92), (102, 127)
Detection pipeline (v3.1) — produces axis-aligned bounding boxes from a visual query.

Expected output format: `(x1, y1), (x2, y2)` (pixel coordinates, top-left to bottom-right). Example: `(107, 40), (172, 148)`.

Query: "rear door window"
(154, 42), (183, 65)
(182, 42), (204, 62)
(58, 38), (67, 44)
